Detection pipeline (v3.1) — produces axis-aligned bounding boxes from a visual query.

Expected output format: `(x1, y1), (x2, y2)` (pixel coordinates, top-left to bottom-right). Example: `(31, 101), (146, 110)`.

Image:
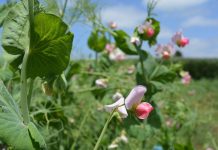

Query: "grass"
(154, 79), (218, 149)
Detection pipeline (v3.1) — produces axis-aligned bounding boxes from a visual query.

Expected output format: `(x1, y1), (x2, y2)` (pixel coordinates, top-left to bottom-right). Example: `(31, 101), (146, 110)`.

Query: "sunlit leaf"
(0, 80), (46, 149)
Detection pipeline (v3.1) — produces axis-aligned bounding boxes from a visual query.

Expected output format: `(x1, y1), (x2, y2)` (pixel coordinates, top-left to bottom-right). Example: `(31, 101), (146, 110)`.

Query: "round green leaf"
(26, 13), (74, 78)
(113, 30), (137, 55)
(88, 30), (107, 52)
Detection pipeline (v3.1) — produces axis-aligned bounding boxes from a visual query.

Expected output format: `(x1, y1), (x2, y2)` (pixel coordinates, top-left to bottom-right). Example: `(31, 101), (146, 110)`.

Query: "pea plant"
(0, 0), (191, 149)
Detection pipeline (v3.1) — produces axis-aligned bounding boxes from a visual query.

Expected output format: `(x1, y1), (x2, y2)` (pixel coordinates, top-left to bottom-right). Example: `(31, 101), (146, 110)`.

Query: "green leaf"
(65, 61), (81, 80)
(136, 52), (176, 96)
(1, 0), (73, 78)
(28, 122), (46, 149)
(0, 80), (46, 149)
(0, 2), (15, 27)
(2, 0), (29, 55)
(147, 101), (163, 128)
(113, 30), (137, 55)
(88, 30), (107, 52)
(43, 0), (61, 17)
(27, 13), (73, 78)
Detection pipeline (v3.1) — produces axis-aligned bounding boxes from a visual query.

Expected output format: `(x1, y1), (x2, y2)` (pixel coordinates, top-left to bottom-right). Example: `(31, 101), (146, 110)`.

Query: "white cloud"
(101, 5), (146, 28)
(182, 37), (218, 58)
(143, 0), (208, 11)
(182, 16), (218, 28)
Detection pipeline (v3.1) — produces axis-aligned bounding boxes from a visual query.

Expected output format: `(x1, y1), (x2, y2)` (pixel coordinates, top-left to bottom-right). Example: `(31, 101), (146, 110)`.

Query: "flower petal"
(112, 92), (123, 101)
(104, 98), (124, 112)
(135, 102), (153, 120)
(117, 105), (128, 118)
(125, 85), (147, 109)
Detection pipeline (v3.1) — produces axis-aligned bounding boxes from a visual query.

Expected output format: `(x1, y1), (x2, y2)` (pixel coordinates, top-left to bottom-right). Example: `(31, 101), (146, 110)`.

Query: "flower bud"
(146, 27), (155, 37)
(172, 31), (189, 48)
(162, 50), (170, 60)
(109, 21), (117, 29)
(178, 38), (189, 47)
(135, 102), (153, 120)
(95, 78), (108, 88)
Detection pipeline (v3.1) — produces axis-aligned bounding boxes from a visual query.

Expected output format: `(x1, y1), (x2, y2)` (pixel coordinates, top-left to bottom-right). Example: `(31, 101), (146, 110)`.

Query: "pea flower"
(156, 43), (174, 60)
(137, 20), (155, 37)
(108, 144), (118, 149)
(95, 78), (108, 88)
(172, 31), (189, 47)
(109, 48), (126, 61)
(104, 86), (153, 119)
(105, 43), (116, 53)
(180, 71), (191, 85)
(130, 36), (141, 46)
(109, 21), (117, 29)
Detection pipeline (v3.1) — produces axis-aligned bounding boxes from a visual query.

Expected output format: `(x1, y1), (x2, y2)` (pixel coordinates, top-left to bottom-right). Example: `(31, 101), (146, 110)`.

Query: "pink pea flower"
(130, 36), (141, 46)
(109, 21), (117, 29)
(137, 20), (155, 37)
(95, 78), (108, 88)
(156, 43), (175, 60)
(109, 48), (126, 61)
(172, 32), (189, 47)
(104, 86), (153, 119)
(105, 43), (116, 53)
(180, 71), (191, 85)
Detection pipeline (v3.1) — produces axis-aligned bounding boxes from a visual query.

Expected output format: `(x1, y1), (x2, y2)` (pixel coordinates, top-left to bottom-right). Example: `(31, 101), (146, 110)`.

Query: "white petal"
(117, 105), (128, 118)
(104, 98), (124, 112)
(125, 85), (147, 110)
(108, 143), (118, 149)
(112, 92), (124, 101)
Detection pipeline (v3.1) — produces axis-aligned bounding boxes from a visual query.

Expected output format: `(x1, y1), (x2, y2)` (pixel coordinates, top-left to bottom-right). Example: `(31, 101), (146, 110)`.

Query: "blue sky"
(1, 0), (218, 58)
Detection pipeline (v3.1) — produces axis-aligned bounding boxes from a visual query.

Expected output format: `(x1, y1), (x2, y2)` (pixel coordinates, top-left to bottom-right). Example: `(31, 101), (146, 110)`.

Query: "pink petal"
(179, 38), (189, 47)
(135, 102), (153, 120)
(125, 85), (147, 110)
(146, 27), (154, 37)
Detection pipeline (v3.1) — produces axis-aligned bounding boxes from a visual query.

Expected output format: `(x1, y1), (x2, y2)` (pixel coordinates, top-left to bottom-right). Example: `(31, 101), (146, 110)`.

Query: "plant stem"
(27, 78), (34, 107)
(20, 0), (34, 124)
(93, 110), (115, 150)
(20, 51), (30, 124)
(61, 0), (68, 19)
(138, 50), (147, 84)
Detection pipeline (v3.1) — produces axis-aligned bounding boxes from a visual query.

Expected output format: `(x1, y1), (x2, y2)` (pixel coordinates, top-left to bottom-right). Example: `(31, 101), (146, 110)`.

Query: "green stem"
(20, 0), (34, 124)
(95, 52), (98, 67)
(20, 51), (30, 124)
(93, 110), (115, 150)
(138, 50), (147, 84)
(61, 0), (68, 19)
(27, 78), (34, 107)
